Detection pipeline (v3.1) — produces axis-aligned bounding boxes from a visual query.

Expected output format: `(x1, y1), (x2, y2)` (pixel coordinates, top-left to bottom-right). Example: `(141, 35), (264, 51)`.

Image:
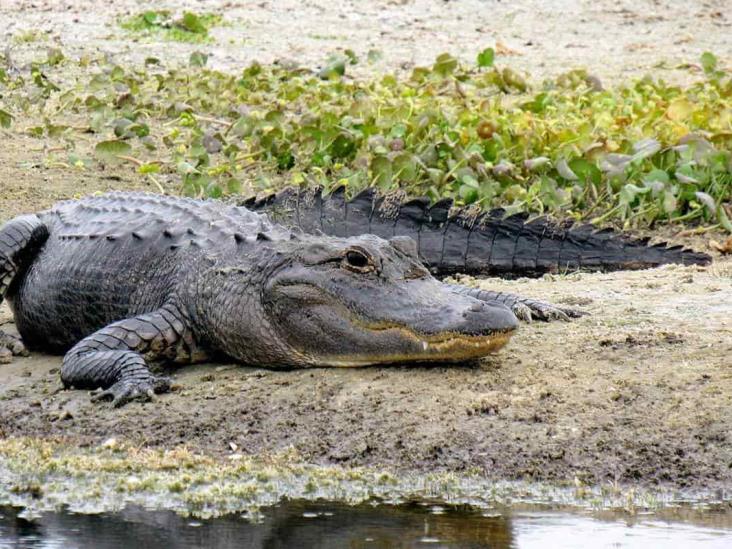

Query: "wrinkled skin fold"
(0, 193), (577, 406)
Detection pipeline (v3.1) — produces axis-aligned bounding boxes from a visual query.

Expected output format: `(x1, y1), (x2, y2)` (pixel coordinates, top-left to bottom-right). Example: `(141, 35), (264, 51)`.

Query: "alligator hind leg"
(0, 215), (49, 362)
(0, 333), (27, 364)
(61, 304), (193, 407)
(447, 284), (586, 322)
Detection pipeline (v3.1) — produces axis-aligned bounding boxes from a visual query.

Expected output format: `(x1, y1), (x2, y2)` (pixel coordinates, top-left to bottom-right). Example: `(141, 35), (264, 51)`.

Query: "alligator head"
(238, 232), (519, 367)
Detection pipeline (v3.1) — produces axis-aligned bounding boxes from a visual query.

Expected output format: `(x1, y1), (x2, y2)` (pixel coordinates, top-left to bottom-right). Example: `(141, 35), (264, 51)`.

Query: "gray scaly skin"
(244, 186), (711, 278)
(1, 192), (577, 406)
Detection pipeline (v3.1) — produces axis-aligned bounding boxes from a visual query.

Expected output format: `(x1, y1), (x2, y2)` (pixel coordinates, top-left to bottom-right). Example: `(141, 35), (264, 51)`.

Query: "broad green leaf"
(662, 190), (677, 213)
(206, 182), (223, 198)
(177, 161), (199, 175)
(46, 48), (65, 66)
(143, 10), (166, 27)
(189, 51), (209, 67)
(138, 163), (160, 175)
(318, 55), (346, 80)
(459, 184), (479, 204)
(344, 49), (358, 65)
(619, 183), (645, 205)
(477, 47), (495, 68)
(556, 158), (578, 181)
(0, 109), (12, 128)
(231, 117), (253, 138)
(371, 156), (392, 188)
(717, 205), (732, 233)
(631, 139), (661, 162)
(524, 157), (551, 171)
(94, 139), (132, 162)
(226, 178), (242, 194)
(700, 51), (717, 74)
(179, 12), (207, 34)
(694, 191), (715, 213)
(666, 98), (693, 121)
(501, 68), (527, 91)
(113, 118), (135, 138)
(330, 133), (356, 159)
(433, 53), (458, 76)
(643, 168), (670, 185)
(367, 49), (383, 63)
(393, 153), (418, 182)
(568, 158), (601, 185)
(675, 166), (699, 184)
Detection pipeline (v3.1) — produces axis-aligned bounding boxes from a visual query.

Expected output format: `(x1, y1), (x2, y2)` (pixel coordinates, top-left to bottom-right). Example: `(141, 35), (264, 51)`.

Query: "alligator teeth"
(421, 341), (429, 351)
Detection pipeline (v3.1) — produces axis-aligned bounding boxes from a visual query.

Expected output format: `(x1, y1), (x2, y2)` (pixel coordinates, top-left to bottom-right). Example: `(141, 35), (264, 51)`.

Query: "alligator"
(243, 186), (711, 278)
(0, 191), (709, 406)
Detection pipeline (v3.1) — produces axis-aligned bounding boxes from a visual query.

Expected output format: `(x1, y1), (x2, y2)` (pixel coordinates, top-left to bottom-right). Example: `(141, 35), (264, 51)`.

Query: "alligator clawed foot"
(514, 299), (588, 323)
(0, 331), (29, 364)
(91, 376), (171, 407)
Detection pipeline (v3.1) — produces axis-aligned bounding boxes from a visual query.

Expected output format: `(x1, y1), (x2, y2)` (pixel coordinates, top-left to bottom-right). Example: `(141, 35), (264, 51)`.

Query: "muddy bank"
(1, 130), (730, 488)
(1, 261), (731, 488)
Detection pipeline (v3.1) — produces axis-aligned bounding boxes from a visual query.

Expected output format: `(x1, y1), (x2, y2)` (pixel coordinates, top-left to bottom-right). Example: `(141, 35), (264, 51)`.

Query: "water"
(1, 501), (731, 549)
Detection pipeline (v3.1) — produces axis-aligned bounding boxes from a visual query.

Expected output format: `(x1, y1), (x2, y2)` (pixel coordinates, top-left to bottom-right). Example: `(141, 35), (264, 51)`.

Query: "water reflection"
(1, 501), (731, 549)
(2, 502), (511, 548)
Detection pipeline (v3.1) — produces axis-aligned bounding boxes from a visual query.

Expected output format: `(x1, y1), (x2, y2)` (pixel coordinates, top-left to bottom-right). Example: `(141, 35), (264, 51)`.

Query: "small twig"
(116, 155), (144, 166)
(590, 203), (624, 225)
(193, 114), (233, 127)
(236, 149), (264, 161)
(676, 224), (719, 238)
(146, 174), (166, 194)
(454, 79), (467, 100)
(577, 189), (610, 221)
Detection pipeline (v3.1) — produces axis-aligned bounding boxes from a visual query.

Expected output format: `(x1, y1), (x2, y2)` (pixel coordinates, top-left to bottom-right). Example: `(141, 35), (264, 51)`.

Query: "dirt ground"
(1, 0), (730, 85)
(1, 0), (731, 490)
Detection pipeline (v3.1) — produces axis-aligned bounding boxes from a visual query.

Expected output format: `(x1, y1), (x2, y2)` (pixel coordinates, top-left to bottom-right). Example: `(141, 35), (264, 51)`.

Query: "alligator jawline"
(318, 322), (514, 367)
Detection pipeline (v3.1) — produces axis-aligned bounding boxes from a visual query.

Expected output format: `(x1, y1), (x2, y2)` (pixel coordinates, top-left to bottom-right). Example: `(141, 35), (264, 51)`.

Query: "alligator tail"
(243, 187), (712, 278)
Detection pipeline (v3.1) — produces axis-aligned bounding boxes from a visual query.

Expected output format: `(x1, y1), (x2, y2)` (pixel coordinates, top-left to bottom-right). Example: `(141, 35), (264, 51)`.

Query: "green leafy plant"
(1, 49), (730, 231)
(119, 11), (222, 43)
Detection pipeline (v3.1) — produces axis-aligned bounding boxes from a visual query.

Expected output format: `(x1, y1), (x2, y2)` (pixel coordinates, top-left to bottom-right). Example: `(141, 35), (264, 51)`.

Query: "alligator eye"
(342, 249), (374, 273)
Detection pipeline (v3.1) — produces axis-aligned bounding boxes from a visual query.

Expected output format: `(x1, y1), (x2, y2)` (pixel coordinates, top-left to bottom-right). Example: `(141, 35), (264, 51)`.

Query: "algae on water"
(0, 437), (728, 519)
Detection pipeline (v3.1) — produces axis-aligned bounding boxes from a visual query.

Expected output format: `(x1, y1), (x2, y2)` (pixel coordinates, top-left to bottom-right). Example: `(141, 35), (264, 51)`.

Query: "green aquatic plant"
(0, 49), (729, 230)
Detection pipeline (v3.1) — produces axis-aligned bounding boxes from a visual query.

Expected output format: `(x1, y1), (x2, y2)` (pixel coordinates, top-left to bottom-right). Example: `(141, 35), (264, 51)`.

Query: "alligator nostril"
(463, 302), (485, 317)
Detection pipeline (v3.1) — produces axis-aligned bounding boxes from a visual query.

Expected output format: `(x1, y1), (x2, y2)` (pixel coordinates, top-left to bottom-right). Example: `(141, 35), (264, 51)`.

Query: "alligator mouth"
(272, 282), (515, 367)
(317, 323), (514, 367)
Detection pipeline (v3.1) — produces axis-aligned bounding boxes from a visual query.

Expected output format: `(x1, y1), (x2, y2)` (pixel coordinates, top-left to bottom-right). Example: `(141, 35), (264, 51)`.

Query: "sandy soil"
(1, 0), (730, 85)
(0, 0), (731, 491)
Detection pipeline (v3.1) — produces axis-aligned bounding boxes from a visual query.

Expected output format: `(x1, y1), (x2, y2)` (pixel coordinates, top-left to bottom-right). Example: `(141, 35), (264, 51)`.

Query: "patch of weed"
(119, 10), (223, 43)
(0, 49), (730, 231)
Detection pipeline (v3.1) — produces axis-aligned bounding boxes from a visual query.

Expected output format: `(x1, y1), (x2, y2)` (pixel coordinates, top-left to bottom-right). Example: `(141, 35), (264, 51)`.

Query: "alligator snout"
(460, 299), (519, 336)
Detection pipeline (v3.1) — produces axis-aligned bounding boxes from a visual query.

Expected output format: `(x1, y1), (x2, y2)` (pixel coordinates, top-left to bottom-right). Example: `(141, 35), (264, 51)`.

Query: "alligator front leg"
(447, 284), (586, 322)
(1, 214), (49, 363)
(61, 304), (191, 407)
